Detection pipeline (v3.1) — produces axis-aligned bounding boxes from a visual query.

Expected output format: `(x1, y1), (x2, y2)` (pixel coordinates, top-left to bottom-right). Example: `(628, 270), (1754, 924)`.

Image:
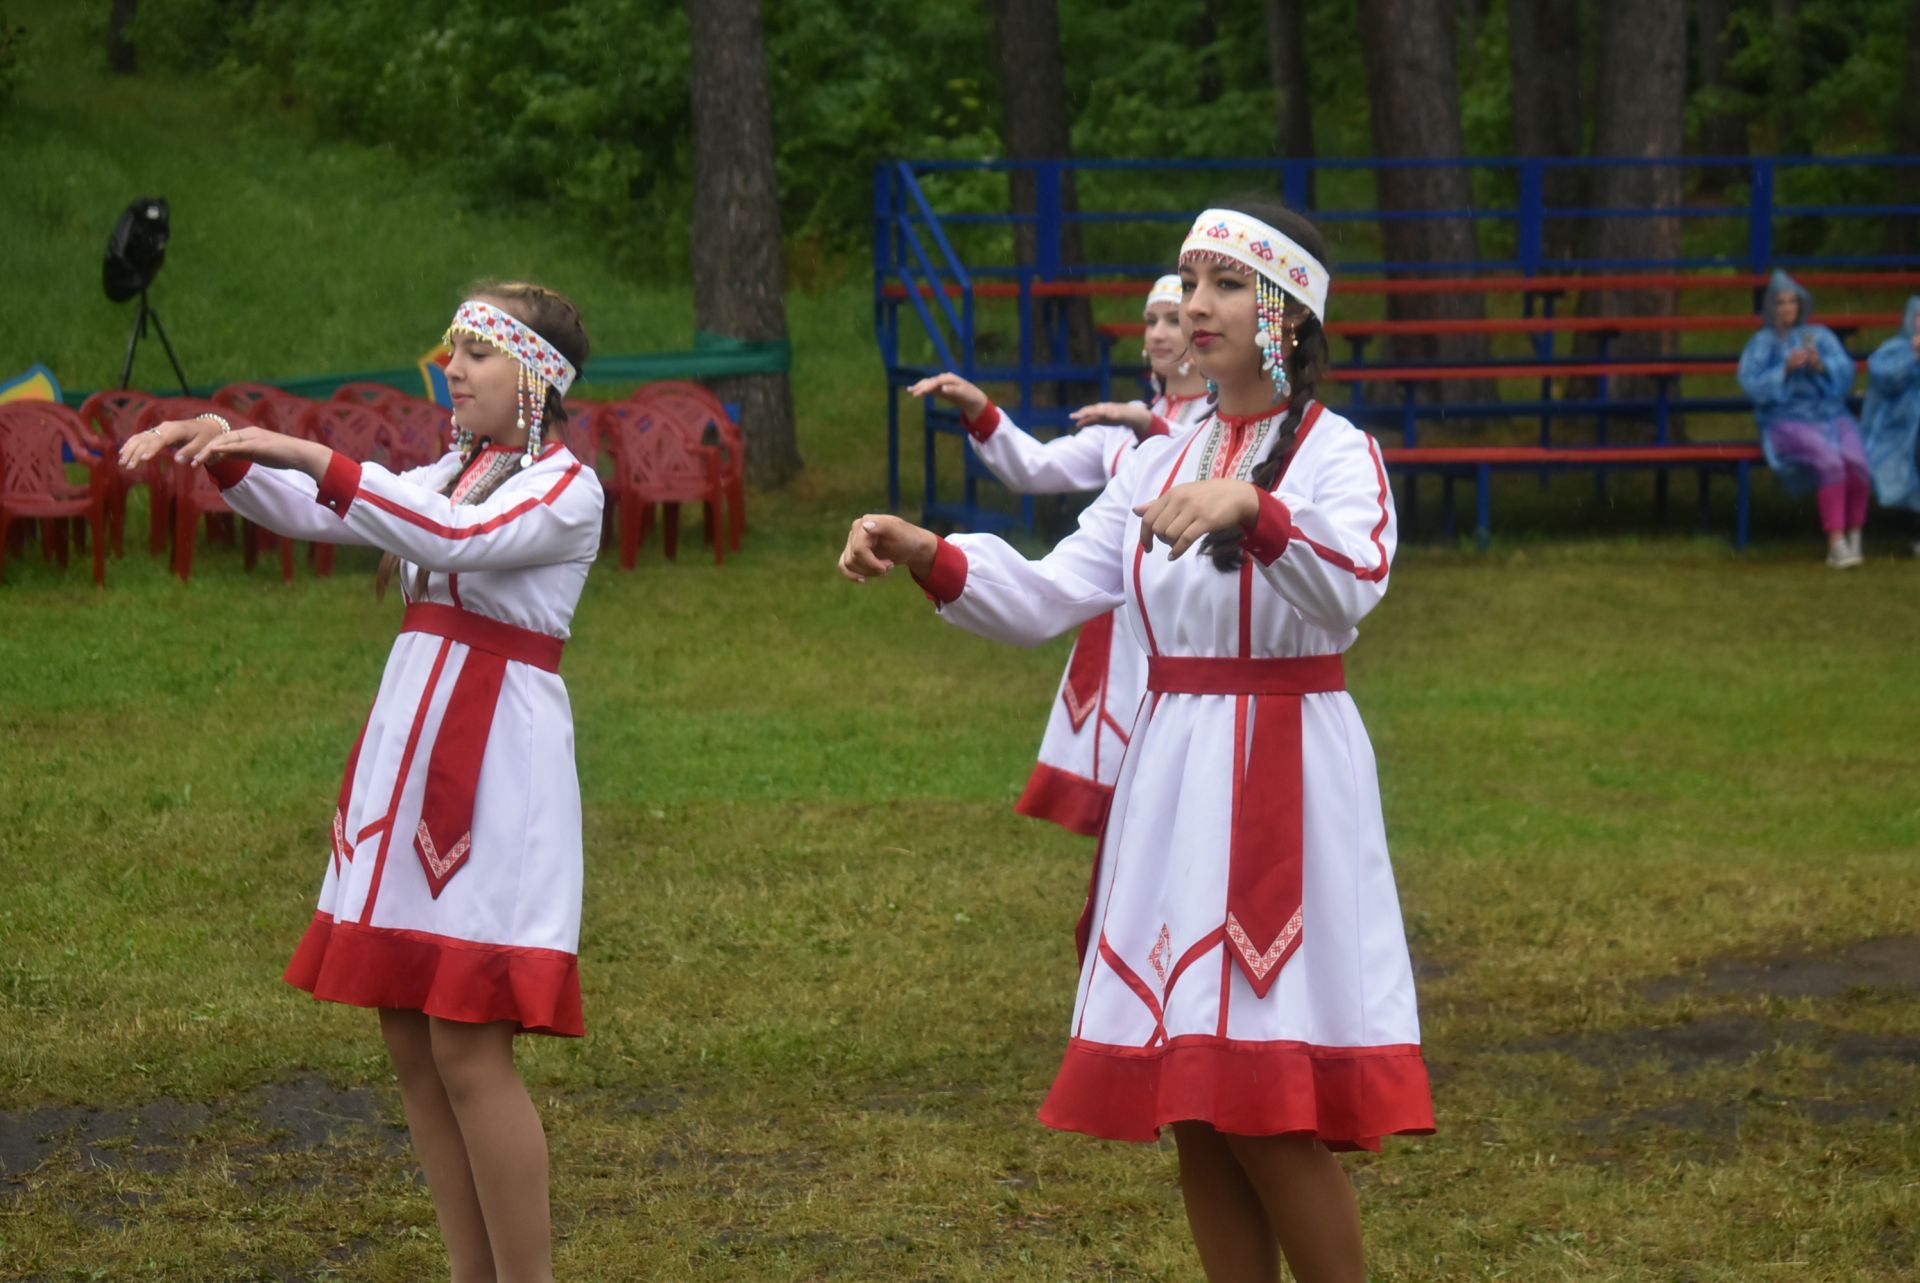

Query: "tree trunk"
(686, 0), (800, 488)
(1771, 0), (1804, 152)
(1264, 0), (1315, 206)
(1355, 0), (1490, 395)
(1584, 0), (1689, 408)
(1507, 0), (1587, 265)
(107, 0), (139, 75)
(1888, 0), (1920, 256)
(989, 0), (1098, 404)
(1693, 0), (1747, 187)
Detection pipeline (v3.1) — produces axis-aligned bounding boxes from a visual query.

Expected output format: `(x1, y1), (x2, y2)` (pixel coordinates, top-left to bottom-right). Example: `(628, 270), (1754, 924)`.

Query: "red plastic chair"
(601, 410), (726, 568)
(377, 397), (453, 473)
(332, 382), (408, 409)
(136, 398), (238, 557)
(631, 381), (745, 550)
(138, 397), (294, 583)
(224, 387), (311, 437)
(78, 389), (157, 557)
(0, 402), (110, 586)
(298, 402), (395, 576)
(556, 402), (618, 550)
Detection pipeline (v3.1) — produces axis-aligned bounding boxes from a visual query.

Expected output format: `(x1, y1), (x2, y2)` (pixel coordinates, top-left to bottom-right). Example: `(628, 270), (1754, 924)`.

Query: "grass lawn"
(5, 6), (1920, 1281)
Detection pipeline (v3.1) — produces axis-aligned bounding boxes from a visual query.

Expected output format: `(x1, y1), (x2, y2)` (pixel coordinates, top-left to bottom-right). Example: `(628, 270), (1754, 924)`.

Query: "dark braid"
(1203, 310), (1327, 571)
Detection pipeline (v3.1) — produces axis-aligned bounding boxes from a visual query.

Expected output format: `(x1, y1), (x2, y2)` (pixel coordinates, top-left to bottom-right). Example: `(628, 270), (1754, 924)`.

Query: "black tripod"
(119, 288), (190, 394)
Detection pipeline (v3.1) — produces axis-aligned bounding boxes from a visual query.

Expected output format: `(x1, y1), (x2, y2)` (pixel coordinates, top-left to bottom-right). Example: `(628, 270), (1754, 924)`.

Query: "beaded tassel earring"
(1255, 276), (1292, 404)
(518, 364), (547, 469)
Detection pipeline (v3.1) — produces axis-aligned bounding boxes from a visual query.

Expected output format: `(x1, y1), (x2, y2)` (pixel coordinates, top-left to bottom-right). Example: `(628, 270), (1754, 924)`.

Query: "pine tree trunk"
(990, 0), (1098, 405)
(107, 0), (139, 74)
(687, 0), (800, 488)
(1265, 0), (1315, 206)
(1508, 0), (1587, 265)
(1355, 0), (1490, 397)
(1693, 0), (1748, 188)
(1888, 0), (1920, 256)
(1584, 0), (1689, 408)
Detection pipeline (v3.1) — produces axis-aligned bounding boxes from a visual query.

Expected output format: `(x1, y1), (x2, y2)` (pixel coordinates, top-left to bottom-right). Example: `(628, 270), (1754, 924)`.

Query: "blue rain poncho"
(1859, 295), (1920, 512)
(1737, 270), (1858, 496)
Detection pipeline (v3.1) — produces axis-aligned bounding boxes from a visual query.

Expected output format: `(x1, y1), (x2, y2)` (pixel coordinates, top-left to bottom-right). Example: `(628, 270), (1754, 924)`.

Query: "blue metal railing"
(873, 154), (1920, 530)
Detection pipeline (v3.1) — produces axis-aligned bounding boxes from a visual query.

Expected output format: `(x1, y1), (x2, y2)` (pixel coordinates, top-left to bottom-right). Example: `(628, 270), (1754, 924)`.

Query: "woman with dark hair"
(122, 282), (601, 1283)
(906, 275), (1213, 834)
(840, 204), (1431, 1282)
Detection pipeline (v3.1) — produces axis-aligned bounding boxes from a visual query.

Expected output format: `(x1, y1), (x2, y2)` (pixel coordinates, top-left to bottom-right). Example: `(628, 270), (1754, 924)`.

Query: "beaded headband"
(1145, 274), (1183, 315)
(1178, 208), (1329, 321)
(445, 299), (577, 395)
(444, 298), (577, 468)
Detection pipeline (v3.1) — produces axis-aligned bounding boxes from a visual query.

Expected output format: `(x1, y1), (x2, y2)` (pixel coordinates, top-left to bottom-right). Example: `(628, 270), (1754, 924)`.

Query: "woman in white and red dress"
(907, 276), (1213, 834)
(123, 282), (600, 1283)
(842, 205), (1432, 1282)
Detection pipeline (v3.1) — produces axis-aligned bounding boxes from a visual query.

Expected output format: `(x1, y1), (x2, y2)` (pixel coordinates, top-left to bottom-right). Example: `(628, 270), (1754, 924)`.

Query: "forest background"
(22, 0), (1918, 286)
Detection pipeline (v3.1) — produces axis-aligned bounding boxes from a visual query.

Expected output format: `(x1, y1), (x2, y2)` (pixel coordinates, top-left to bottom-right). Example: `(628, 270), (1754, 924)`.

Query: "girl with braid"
(840, 203), (1431, 1283)
(123, 281), (601, 1283)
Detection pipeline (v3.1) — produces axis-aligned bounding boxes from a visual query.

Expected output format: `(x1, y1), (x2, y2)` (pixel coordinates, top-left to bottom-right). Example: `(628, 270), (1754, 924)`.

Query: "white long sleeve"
(311, 449), (603, 574)
(929, 438), (1174, 647)
(969, 404), (1135, 494)
(1252, 424), (1396, 634)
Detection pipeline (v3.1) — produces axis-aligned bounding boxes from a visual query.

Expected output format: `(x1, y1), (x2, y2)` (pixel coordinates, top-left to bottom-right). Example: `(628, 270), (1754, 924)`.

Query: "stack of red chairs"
(0, 401), (111, 586)
(375, 397), (454, 472)
(134, 397), (292, 583)
(297, 401), (394, 575)
(630, 381), (745, 552)
(599, 402), (728, 568)
(77, 388), (158, 558)
(332, 382), (408, 410)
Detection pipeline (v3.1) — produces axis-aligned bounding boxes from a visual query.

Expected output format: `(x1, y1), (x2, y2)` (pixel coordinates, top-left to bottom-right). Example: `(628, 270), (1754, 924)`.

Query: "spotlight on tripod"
(104, 196), (190, 393)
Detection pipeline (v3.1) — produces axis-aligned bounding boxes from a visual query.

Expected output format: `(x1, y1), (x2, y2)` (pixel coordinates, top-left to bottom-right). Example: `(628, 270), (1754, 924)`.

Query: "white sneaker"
(1827, 542), (1862, 569)
(1846, 531), (1864, 563)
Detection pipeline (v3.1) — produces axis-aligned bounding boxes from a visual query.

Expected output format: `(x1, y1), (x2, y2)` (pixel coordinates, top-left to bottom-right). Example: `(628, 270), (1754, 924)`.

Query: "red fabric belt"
(401, 602), (564, 673)
(398, 603), (561, 899)
(1146, 653), (1346, 999)
(1147, 654), (1345, 696)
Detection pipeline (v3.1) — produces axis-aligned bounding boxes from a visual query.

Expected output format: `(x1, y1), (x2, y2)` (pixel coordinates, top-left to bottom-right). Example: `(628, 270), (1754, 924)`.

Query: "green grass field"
(4, 7), (1919, 1281)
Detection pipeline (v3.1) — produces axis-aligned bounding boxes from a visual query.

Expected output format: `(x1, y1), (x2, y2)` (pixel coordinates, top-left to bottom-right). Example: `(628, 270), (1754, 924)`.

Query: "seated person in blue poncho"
(1737, 270), (1868, 568)
(1860, 294), (1920, 556)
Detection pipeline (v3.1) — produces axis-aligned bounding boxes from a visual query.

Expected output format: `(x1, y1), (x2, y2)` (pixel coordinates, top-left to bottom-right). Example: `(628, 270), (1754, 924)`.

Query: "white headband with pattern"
(1179, 208), (1330, 321)
(445, 299), (577, 396)
(1145, 274), (1183, 314)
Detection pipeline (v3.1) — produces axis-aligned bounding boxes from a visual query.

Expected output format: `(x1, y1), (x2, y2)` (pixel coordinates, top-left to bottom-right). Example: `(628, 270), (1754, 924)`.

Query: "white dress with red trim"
(207, 443), (603, 1037)
(917, 404), (1433, 1149)
(962, 393), (1213, 835)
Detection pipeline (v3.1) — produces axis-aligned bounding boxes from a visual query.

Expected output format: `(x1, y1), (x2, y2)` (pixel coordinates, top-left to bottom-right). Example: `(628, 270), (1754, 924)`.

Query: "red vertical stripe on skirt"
(412, 649), (509, 898)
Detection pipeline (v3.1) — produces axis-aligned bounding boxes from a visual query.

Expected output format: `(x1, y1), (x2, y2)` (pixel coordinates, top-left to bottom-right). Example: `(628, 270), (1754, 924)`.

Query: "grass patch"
(5, 6), (1920, 1280)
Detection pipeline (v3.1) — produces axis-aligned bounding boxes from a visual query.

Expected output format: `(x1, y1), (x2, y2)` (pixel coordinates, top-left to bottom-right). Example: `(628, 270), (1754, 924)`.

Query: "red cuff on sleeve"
(1140, 415), (1172, 439)
(315, 451), (362, 516)
(204, 456), (253, 489)
(911, 536), (969, 605)
(963, 403), (1001, 443)
(1241, 491), (1294, 566)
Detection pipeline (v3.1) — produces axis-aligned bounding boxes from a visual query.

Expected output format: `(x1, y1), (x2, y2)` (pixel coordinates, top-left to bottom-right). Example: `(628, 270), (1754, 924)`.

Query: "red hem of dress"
(1038, 1035), (1434, 1152)
(1014, 762), (1111, 837)
(283, 912), (584, 1037)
